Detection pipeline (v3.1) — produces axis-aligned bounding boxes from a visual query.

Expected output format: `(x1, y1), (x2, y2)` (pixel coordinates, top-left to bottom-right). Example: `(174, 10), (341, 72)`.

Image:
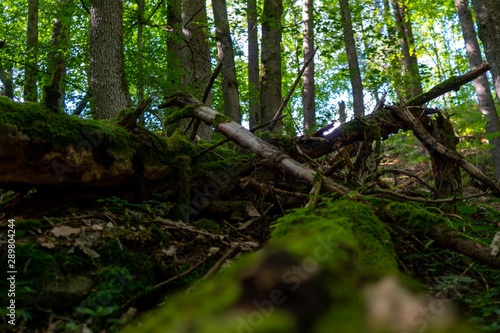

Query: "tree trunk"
(391, 0), (423, 99)
(339, 0), (364, 117)
(247, 0), (260, 129)
(89, 0), (130, 119)
(47, 0), (74, 112)
(24, 0), (39, 102)
(260, 0), (283, 133)
(167, 0), (182, 91)
(471, 0), (500, 103)
(302, 0), (316, 133)
(455, 0), (500, 180)
(212, 0), (242, 124)
(180, 0), (212, 140)
(136, 0), (145, 106)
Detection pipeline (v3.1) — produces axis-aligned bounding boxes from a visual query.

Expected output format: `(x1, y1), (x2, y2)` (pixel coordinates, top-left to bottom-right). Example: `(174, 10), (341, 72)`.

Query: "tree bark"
(302, 0), (316, 133)
(391, 0), (423, 99)
(261, 0), (283, 133)
(47, 0), (74, 112)
(247, 0), (260, 129)
(455, 0), (500, 180)
(24, 0), (39, 102)
(180, 0), (212, 140)
(136, 0), (145, 107)
(212, 0), (242, 124)
(339, 0), (365, 117)
(167, 0), (182, 92)
(90, 0), (130, 119)
(471, 0), (500, 103)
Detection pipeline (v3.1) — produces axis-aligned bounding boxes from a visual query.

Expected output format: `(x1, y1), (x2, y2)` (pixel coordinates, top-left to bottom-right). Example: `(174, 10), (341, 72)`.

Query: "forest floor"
(1, 132), (499, 333)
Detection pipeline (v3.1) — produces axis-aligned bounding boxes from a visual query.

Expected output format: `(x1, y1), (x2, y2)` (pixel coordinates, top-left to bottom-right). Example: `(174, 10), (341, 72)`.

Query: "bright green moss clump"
(124, 199), (403, 333)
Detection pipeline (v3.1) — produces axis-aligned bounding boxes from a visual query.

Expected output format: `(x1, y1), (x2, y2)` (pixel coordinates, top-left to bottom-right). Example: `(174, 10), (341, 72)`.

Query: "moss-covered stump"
(123, 199), (475, 333)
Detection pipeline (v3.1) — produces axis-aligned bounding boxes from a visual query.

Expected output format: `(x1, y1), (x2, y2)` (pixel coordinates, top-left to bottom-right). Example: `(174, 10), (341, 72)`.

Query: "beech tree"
(260, 0), (283, 132)
(302, 0), (316, 132)
(471, 0), (500, 102)
(339, 0), (364, 117)
(391, 0), (423, 99)
(247, 0), (260, 129)
(24, 0), (38, 102)
(89, 0), (130, 119)
(212, 0), (241, 124)
(455, 0), (500, 180)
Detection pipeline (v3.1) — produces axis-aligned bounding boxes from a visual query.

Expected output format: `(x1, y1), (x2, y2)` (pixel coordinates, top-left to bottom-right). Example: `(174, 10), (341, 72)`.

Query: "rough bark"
(180, 0), (212, 140)
(261, 0), (283, 133)
(302, 0), (316, 133)
(391, 0), (423, 99)
(212, 0), (242, 124)
(455, 0), (500, 180)
(471, 0), (500, 102)
(339, 0), (365, 117)
(90, 0), (130, 119)
(24, 0), (39, 102)
(247, 0), (260, 129)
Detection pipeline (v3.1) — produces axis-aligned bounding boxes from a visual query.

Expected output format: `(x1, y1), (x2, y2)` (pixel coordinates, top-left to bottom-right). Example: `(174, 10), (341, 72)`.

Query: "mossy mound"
(123, 199), (475, 333)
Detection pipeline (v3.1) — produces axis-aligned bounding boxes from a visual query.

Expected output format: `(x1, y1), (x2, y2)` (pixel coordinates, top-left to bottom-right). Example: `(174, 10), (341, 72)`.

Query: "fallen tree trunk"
(160, 93), (351, 195)
(300, 63), (491, 159)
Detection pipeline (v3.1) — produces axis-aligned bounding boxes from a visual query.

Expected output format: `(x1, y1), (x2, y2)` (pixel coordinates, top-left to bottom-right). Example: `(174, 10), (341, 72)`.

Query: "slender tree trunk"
(24, 0), (39, 102)
(260, 0), (283, 133)
(137, 0), (145, 105)
(48, 0), (74, 111)
(90, 0), (130, 119)
(247, 0), (260, 129)
(167, 0), (182, 92)
(180, 0), (212, 140)
(471, 0), (500, 103)
(0, 49), (14, 98)
(391, 0), (423, 99)
(212, 0), (242, 124)
(456, 0), (500, 180)
(302, 0), (315, 133)
(339, 0), (364, 117)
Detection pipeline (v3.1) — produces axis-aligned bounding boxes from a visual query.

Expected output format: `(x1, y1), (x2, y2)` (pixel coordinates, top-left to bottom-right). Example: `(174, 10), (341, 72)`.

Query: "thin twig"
(201, 245), (240, 281)
(154, 258), (206, 289)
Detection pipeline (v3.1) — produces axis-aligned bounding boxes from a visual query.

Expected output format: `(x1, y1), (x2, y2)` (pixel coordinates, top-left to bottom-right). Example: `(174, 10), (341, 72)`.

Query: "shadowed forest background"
(1, 0), (500, 332)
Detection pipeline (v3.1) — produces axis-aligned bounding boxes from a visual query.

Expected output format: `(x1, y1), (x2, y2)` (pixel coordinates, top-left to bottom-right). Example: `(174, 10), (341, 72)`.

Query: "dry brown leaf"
(51, 225), (81, 237)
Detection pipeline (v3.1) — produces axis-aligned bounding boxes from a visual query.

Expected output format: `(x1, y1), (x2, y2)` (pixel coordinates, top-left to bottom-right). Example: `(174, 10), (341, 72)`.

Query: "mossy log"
(123, 199), (476, 333)
(0, 96), (194, 193)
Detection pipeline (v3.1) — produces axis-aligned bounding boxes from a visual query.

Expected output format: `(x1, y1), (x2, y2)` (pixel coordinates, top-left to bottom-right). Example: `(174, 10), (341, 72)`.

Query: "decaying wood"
(391, 104), (500, 195)
(302, 63), (492, 159)
(160, 93), (350, 195)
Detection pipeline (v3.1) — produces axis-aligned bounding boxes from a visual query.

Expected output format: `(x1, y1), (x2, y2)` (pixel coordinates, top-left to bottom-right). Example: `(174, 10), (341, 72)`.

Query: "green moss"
(123, 199), (402, 333)
(212, 113), (232, 127)
(195, 219), (221, 233)
(0, 96), (135, 151)
(370, 198), (447, 233)
(164, 104), (200, 124)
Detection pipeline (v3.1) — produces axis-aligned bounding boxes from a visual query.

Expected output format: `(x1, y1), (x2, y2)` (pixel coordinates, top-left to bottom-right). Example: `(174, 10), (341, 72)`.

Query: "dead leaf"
(51, 225), (81, 237)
